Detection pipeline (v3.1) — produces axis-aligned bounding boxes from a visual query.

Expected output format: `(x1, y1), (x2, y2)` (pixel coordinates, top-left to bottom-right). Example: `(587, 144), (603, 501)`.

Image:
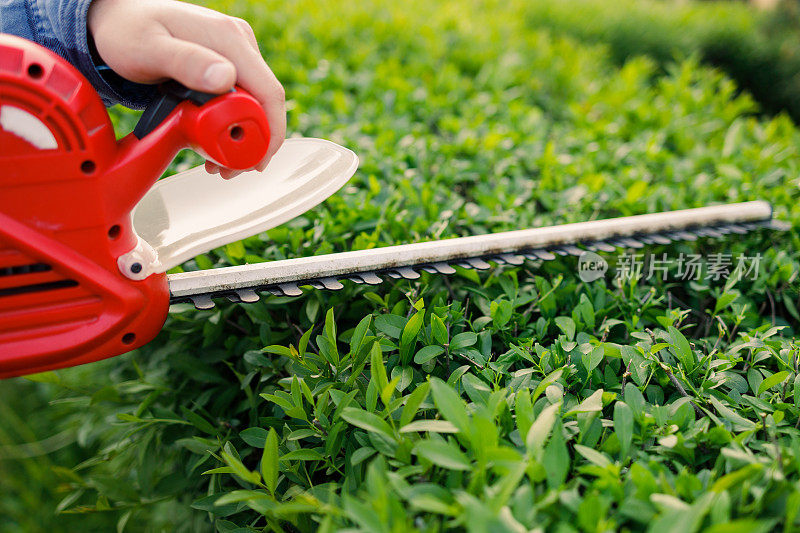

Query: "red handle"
(106, 88), (271, 219)
(0, 34), (271, 377)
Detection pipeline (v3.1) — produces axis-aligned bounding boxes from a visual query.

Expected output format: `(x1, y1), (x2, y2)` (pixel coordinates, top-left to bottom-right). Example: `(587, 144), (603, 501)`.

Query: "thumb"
(144, 35), (236, 93)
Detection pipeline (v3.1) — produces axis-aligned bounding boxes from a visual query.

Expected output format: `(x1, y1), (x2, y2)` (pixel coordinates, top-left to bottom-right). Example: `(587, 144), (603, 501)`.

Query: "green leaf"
(613, 401), (633, 458)
(414, 440), (471, 470)
(714, 292), (738, 314)
(401, 311), (425, 350)
(577, 294), (595, 329)
(400, 382), (430, 427)
(705, 519), (777, 533)
(400, 420), (459, 433)
(581, 346), (604, 374)
(490, 299), (513, 328)
(414, 345), (445, 364)
(709, 396), (756, 430)
(461, 373), (491, 405)
(794, 374), (800, 409)
(667, 326), (694, 371)
(757, 371), (790, 396)
(214, 490), (272, 506)
(341, 407), (395, 439)
(431, 314), (449, 345)
(532, 368), (564, 403)
(711, 463), (764, 492)
(280, 449), (324, 462)
(429, 378), (470, 433)
(323, 308), (339, 364)
(225, 240), (246, 260)
(180, 407), (217, 435)
(515, 390), (534, 439)
(526, 402), (560, 454)
(565, 389), (604, 416)
(262, 429), (278, 495)
(240, 428), (268, 448)
(350, 315), (373, 355)
(620, 345), (651, 386)
(305, 297), (320, 322)
(375, 314), (405, 338)
(450, 332), (477, 350)
(221, 444), (261, 485)
(350, 447), (377, 466)
(370, 341), (389, 393)
(262, 345), (291, 356)
(543, 421), (569, 488)
(573, 444), (612, 468)
(555, 316), (576, 341)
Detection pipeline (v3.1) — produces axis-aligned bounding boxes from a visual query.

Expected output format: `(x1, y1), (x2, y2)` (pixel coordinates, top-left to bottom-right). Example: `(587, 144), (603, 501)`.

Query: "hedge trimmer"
(0, 35), (789, 378)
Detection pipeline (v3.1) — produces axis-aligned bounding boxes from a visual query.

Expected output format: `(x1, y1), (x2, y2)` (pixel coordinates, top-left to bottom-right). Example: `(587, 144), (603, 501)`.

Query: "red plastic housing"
(0, 35), (270, 378)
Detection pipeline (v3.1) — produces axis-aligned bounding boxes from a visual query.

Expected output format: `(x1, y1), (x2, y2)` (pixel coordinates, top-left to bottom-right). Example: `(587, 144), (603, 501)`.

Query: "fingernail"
(203, 63), (231, 90)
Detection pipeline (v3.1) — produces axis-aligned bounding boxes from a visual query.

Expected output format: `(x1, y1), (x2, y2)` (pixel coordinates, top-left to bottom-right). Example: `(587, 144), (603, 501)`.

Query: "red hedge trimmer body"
(0, 35), (269, 376)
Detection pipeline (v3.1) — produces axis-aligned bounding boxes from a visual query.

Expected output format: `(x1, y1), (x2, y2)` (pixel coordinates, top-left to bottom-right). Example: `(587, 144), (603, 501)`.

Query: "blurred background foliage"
(2, 0), (800, 531)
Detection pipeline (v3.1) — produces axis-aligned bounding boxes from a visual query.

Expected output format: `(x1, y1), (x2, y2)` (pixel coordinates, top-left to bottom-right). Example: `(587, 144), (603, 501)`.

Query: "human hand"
(88, 0), (285, 178)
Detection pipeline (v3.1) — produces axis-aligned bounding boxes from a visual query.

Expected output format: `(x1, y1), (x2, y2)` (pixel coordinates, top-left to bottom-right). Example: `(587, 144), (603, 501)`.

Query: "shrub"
(1, 0), (799, 531)
(524, 0), (800, 122)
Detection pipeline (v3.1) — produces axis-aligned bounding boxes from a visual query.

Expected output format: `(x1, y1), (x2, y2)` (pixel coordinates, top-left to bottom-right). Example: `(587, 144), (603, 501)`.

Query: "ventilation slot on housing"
(0, 279), (78, 298)
(0, 263), (51, 277)
(0, 262), (78, 298)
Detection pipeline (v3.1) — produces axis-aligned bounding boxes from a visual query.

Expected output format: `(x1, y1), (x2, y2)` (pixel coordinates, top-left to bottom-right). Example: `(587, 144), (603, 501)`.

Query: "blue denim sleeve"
(0, 0), (155, 109)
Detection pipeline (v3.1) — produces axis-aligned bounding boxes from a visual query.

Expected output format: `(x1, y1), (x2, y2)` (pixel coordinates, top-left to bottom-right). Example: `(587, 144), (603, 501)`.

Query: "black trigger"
(132, 81), (223, 139)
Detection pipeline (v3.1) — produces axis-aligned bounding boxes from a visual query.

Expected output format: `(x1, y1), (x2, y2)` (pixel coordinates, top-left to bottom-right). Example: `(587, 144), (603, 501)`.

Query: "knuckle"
(219, 16), (248, 36)
(273, 82), (286, 104)
(234, 17), (255, 37)
(213, 15), (237, 32)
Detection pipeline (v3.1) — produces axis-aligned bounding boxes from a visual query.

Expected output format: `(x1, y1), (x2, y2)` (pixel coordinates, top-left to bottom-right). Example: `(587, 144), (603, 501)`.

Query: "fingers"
(91, 0), (287, 175)
(205, 160), (243, 180)
(143, 34), (237, 93)
(160, 14), (286, 164)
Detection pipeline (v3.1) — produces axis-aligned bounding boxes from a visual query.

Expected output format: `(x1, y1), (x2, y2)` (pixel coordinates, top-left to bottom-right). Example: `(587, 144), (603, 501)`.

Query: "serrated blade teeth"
(236, 289), (260, 303)
(190, 295), (215, 310)
(167, 202), (783, 309)
(394, 266), (421, 279)
(429, 262), (456, 274)
(616, 237), (645, 249)
(671, 230), (698, 241)
(590, 241), (616, 253)
(696, 228), (724, 238)
(649, 234), (672, 245)
(713, 226), (732, 235)
(497, 253), (525, 265)
(726, 224), (749, 234)
(464, 258), (492, 270)
(526, 249), (555, 260)
(278, 282), (303, 296)
(561, 245), (584, 257)
(356, 272), (383, 285)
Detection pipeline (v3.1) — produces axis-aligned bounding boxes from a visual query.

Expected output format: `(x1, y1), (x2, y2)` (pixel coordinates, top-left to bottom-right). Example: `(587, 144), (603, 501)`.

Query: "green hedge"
(525, 0), (800, 122)
(1, 0), (800, 531)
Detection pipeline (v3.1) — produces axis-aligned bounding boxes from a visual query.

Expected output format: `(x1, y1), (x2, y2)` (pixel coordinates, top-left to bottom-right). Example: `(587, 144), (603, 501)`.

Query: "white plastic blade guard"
(132, 137), (358, 273)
